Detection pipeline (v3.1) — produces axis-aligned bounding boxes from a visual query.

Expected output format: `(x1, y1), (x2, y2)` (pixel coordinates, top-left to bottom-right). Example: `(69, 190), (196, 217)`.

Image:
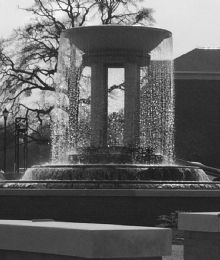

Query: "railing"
(176, 159), (220, 177)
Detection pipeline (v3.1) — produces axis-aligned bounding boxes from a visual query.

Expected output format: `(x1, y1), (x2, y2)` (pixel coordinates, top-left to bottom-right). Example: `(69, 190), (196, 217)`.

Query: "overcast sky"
(0, 0), (220, 57)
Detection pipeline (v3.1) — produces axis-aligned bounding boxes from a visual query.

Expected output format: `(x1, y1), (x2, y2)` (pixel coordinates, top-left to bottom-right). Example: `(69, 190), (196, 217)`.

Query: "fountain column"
(90, 62), (108, 147)
(124, 63), (140, 147)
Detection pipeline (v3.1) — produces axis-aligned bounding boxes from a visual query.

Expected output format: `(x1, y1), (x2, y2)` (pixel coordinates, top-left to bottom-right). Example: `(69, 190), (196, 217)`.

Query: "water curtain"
(51, 29), (175, 163)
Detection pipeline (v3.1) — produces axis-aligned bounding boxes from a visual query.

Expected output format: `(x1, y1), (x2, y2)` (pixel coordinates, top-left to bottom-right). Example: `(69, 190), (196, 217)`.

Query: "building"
(175, 48), (220, 168)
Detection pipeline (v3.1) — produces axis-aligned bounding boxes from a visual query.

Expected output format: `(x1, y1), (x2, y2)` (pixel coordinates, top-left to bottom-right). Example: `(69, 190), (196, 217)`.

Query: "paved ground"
(164, 245), (183, 260)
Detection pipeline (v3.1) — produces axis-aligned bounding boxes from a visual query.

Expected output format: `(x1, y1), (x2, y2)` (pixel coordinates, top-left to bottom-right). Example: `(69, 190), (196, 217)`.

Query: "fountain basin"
(21, 164), (210, 182)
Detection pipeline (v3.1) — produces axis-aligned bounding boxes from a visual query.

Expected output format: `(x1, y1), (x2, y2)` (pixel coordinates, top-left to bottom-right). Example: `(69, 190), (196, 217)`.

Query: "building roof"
(174, 48), (220, 80)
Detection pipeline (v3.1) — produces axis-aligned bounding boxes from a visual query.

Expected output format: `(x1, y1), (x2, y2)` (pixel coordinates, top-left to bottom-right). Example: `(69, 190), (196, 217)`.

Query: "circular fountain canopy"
(63, 25), (171, 54)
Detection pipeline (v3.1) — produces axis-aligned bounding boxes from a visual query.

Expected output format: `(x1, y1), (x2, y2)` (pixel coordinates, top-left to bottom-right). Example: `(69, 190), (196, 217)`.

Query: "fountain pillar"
(91, 62), (108, 147)
(124, 63), (140, 147)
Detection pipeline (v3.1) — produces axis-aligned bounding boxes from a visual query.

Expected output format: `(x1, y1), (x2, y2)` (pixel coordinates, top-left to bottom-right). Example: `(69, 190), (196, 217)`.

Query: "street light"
(15, 117), (28, 174)
(3, 108), (9, 173)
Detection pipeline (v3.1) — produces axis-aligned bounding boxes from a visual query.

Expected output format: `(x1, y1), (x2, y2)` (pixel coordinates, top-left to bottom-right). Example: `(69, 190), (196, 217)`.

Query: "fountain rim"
(63, 25), (172, 37)
(62, 25), (172, 54)
(30, 164), (200, 169)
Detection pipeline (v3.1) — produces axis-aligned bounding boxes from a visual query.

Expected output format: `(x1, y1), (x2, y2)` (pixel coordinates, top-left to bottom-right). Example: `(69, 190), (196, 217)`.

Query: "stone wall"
(1, 190), (220, 226)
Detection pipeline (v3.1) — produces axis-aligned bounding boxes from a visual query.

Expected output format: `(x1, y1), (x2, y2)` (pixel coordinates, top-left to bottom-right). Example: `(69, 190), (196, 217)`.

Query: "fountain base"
(67, 146), (163, 164)
(21, 164), (210, 182)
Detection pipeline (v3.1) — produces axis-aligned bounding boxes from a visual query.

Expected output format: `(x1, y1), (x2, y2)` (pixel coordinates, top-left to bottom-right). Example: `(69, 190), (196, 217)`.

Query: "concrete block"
(178, 212), (220, 260)
(178, 212), (220, 232)
(0, 220), (171, 259)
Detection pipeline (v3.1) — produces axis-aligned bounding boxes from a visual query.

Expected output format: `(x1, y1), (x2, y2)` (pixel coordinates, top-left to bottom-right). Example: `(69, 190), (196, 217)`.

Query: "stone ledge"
(1, 189), (220, 197)
(178, 212), (220, 232)
(0, 220), (171, 258)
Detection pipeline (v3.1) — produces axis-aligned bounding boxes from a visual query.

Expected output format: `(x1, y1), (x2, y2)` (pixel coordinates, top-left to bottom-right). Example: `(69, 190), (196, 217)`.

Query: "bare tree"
(0, 0), (154, 141)
(95, 0), (155, 25)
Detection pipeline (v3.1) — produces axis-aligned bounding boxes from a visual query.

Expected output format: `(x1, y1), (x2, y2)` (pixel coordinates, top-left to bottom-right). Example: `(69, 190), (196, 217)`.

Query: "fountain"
(1, 25), (220, 226)
(20, 25), (211, 184)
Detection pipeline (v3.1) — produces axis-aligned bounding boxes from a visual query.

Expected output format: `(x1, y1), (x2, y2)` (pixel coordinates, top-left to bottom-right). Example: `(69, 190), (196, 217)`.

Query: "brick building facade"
(175, 48), (220, 167)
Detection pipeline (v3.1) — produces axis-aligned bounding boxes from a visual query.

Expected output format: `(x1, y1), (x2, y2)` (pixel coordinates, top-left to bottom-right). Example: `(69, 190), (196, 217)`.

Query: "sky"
(0, 0), (220, 57)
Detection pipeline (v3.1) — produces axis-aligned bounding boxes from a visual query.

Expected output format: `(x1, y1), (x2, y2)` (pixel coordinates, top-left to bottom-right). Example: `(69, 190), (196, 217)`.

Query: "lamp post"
(3, 108), (9, 173)
(15, 117), (28, 174)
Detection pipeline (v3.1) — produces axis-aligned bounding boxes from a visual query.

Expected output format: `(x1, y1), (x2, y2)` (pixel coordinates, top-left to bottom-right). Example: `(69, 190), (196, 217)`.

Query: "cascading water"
(51, 26), (175, 164)
(51, 34), (87, 162)
(140, 37), (175, 162)
(50, 35), (70, 163)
